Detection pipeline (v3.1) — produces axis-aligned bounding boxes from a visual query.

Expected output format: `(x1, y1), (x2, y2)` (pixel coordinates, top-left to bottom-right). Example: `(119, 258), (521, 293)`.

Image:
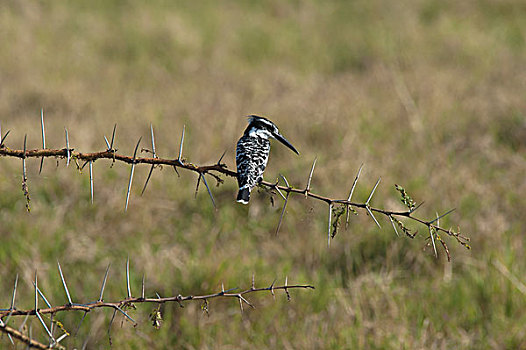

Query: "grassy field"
(1, 0), (526, 348)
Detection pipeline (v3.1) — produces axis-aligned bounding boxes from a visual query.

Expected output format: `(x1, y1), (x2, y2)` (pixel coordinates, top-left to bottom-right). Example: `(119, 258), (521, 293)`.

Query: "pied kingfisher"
(236, 115), (299, 204)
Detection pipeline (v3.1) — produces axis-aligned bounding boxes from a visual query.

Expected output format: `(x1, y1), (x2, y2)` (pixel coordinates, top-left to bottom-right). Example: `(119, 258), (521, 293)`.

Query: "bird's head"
(245, 115), (299, 155)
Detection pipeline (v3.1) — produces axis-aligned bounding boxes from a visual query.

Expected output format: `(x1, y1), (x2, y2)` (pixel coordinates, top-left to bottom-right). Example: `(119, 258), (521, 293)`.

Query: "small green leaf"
(331, 205), (346, 238)
(149, 306), (163, 329)
(395, 184), (416, 210)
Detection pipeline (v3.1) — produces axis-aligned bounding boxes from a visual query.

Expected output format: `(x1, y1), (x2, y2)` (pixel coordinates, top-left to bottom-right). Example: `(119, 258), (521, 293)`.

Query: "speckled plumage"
(236, 134), (270, 202)
(235, 115), (298, 204)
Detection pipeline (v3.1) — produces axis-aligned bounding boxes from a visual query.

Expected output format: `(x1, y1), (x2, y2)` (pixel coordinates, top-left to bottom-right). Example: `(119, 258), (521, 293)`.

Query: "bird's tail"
(237, 188), (250, 204)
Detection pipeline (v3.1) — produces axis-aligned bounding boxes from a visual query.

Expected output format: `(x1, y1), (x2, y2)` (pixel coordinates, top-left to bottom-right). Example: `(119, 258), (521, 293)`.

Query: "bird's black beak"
(274, 133), (299, 155)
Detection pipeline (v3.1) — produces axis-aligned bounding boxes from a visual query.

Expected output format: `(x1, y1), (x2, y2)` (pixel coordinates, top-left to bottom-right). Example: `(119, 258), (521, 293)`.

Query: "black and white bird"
(236, 115), (299, 204)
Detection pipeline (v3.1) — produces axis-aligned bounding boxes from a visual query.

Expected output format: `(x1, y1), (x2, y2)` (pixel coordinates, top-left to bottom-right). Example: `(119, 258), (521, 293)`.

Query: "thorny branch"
(0, 120), (470, 259)
(0, 146), (236, 176)
(0, 322), (51, 350)
(0, 261), (313, 349)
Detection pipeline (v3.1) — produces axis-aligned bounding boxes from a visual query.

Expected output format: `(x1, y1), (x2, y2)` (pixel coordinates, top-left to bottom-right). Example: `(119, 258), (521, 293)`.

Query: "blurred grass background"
(1, 0), (525, 348)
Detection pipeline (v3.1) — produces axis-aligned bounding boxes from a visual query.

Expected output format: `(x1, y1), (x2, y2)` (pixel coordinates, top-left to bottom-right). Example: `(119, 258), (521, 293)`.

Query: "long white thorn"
(178, 125), (185, 162)
(125, 137), (142, 212)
